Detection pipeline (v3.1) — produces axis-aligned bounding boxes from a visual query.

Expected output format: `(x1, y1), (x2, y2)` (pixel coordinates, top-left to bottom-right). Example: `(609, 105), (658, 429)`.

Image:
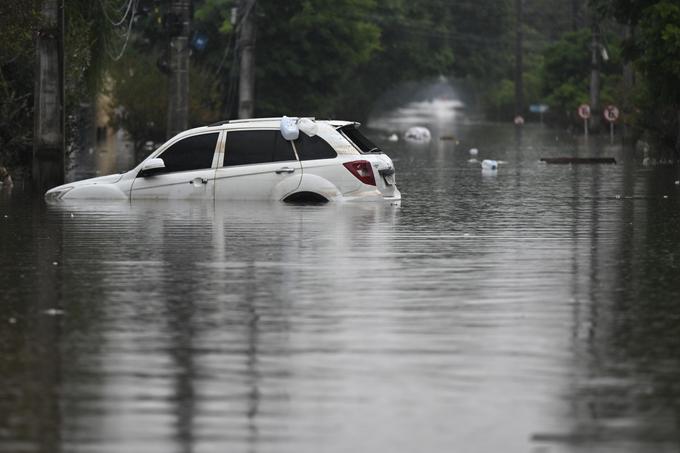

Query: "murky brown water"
(1, 122), (680, 453)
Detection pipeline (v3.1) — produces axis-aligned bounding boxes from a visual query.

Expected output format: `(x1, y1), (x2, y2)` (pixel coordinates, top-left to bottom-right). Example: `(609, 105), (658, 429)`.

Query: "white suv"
(45, 118), (401, 203)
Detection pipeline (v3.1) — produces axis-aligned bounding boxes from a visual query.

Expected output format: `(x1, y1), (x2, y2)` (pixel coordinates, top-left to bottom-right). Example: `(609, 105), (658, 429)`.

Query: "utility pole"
(237, 0), (256, 119)
(622, 25), (634, 142)
(33, 0), (65, 192)
(514, 0), (524, 118)
(166, 0), (191, 139)
(589, 20), (601, 132)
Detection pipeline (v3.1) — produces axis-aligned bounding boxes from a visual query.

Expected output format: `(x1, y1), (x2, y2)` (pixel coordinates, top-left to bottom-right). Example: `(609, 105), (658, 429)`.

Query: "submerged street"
(1, 122), (680, 453)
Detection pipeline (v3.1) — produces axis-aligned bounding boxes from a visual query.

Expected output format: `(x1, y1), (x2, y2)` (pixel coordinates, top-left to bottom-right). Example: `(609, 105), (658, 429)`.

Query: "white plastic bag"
(297, 118), (318, 137)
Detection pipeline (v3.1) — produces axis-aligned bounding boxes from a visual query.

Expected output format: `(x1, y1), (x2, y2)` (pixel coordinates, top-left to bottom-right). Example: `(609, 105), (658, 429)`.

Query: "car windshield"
(339, 125), (382, 153)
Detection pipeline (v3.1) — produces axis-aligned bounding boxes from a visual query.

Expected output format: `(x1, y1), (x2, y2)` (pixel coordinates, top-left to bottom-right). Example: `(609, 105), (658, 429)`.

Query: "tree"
(0, 0), (39, 171)
(633, 1), (680, 154)
(541, 29), (622, 124)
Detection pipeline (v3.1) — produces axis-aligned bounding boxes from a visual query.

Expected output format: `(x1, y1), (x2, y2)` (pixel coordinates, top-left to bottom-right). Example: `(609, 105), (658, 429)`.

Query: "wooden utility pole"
(589, 21), (601, 131)
(33, 0), (65, 192)
(514, 0), (524, 118)
(237, 0), (256, 119)
(166, 0), (191, 138)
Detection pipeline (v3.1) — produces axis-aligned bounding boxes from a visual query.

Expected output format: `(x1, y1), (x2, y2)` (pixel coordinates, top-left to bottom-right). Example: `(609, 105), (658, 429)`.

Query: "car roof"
(211, 117), (357, 129)
(168, 118), (358, 142)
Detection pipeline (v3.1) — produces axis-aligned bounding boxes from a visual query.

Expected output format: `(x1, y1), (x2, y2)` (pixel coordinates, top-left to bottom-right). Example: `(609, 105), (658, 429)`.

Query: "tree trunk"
(166, 0), (191, 139)
(238, 0), (256, 119)
(589, 22), (601, 132)
(676, 109), (680, 159)
(514, 0), (524, 118)
(33, 0), (64, 193)
(571, 0), (580, 31)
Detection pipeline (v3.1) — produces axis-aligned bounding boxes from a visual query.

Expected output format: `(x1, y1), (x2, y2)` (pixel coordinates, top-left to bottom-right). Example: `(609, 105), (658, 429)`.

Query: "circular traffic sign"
(603, 105), (620, 123)
(578, 104), (591, 120)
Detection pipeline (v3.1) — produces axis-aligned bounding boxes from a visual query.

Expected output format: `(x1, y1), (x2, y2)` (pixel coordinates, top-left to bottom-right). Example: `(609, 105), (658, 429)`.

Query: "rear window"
(340, 126), (381, 154)
(224, 130), (296, 166)
(294, 134), (337, 160)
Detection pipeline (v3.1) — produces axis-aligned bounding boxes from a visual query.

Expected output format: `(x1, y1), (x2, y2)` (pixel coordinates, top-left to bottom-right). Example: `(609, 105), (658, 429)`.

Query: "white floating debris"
(663, 195), (669, 199)
(615, 195), (622, 199)
(675, 180), (679, 185)
(43, 308), (65, 316)
(469, 148), (479, 156)
(404, 126), (431, 143)
(8, 317), (16, 324)
(468, 158), (478, 164)
(387, 133), (399, 142)
(52, 261), (59, 266)
(481, 159), (498, 171)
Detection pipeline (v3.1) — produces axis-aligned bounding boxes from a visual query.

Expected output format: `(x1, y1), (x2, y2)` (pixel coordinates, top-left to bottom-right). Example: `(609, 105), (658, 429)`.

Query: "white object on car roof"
(280, 116), (299, 141)
(297, 118), (318, 137)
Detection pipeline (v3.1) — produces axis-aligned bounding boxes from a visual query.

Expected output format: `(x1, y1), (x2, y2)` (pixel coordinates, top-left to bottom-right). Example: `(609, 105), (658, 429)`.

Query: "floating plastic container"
(469, 148), (479, 156)
(280, 116), (299, 141)
(404, 126), (431, 143)
(481, 159), (498, 170)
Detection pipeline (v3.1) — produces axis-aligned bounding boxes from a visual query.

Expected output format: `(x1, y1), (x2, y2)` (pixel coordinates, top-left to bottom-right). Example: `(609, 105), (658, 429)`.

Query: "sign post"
(578, 104), (591, 139)
(529, 104), (549, 123)
(603, 105), (620, 145)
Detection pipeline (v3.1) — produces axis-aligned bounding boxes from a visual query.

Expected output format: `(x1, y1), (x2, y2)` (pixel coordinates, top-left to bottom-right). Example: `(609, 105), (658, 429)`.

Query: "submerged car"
(45, 118), (400, 203)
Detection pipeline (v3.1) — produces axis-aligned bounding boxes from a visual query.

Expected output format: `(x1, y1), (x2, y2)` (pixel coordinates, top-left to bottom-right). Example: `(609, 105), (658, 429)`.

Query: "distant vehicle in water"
(45, 118), (401, 203)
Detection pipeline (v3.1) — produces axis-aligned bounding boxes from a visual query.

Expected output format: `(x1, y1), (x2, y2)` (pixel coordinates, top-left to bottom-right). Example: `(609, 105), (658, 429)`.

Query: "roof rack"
(207, 117), (316, 127)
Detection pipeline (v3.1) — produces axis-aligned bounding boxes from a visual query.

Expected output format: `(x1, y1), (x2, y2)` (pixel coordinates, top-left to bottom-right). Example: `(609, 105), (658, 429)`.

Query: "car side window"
(295, 133), (337, 160)
(224, 130), (296, 166)
(158, 133), (219, 173)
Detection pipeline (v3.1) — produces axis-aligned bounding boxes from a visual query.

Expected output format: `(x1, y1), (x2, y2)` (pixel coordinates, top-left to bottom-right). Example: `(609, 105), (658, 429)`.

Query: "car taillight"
(343, 160), (376, 186)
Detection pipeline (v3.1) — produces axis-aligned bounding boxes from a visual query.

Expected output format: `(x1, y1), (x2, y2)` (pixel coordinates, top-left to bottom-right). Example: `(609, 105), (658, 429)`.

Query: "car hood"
(52, 173), (123, 191)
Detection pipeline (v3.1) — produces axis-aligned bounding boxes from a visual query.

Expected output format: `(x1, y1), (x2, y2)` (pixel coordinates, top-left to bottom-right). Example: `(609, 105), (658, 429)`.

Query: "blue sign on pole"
(529, 104), (549, 113)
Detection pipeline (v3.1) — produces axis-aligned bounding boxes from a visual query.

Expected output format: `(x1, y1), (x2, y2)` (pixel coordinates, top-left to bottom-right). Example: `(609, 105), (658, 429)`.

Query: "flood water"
(1, 122), (680, 453)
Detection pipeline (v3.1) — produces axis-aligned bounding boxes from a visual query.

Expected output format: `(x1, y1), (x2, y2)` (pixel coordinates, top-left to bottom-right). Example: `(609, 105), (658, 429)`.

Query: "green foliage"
(0, 0), (39, 168)
(108, 48), (223, 153)
(630, 0), (680, 152)
(635, 1), (680, 102)
(540, 28), (622, 122)
(252, 0), (381, 117)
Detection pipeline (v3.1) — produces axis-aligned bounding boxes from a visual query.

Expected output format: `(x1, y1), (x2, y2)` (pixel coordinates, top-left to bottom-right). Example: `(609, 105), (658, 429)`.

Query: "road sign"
(578, 104), (591, 120)
(603, 105), (619, 123)
(529, 104), (549, 113)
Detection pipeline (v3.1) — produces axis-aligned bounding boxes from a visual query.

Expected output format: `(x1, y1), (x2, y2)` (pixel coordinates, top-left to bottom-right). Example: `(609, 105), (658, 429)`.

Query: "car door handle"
(275, 167), (296, 174)
(189, 177), (208, 185)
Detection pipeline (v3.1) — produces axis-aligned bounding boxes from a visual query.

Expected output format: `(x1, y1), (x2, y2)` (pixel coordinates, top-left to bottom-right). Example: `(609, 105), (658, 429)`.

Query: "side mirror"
(139, 158), (166, 177)
(280, 116), (299, 141)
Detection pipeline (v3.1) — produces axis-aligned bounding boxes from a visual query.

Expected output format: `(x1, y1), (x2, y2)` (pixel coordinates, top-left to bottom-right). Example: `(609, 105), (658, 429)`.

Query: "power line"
(102, 0), (138, 61)
(99, 0), (135, 27)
